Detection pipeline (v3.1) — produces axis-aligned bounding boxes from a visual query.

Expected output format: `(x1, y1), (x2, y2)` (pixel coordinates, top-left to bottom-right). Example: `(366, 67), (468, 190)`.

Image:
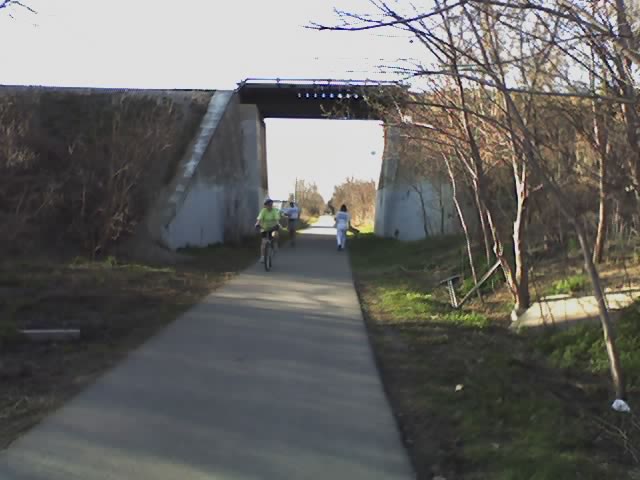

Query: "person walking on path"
(282, 201), (301, 246)
(335, 204), (351, 251)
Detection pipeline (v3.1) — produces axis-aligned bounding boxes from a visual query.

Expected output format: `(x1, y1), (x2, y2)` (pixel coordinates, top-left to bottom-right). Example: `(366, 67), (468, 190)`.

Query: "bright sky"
(0, 0), (422, 198)
(266, 119), (384, 201)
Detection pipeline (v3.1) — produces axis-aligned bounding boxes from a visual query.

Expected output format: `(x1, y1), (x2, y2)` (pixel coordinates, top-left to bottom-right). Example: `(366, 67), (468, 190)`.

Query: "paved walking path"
(0, 217), (414, 479)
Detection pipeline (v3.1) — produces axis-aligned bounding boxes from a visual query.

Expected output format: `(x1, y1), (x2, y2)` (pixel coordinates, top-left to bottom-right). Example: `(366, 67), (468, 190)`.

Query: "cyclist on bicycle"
(255, 197), (282, 263)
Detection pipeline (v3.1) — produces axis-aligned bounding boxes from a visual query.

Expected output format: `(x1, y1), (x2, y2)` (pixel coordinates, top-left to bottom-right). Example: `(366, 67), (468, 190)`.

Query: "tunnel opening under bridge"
(152, 78), (462, 249)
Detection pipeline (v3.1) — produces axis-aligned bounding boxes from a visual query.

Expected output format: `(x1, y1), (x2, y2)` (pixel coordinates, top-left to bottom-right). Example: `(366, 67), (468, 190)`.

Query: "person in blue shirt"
(282, 201), (301, 246)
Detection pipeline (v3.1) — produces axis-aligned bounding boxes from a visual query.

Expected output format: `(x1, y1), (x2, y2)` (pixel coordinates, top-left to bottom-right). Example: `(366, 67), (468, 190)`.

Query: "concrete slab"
(512, 288), (640, 330)
(19, 329), (80, 342)
(0, 216), (414, 480)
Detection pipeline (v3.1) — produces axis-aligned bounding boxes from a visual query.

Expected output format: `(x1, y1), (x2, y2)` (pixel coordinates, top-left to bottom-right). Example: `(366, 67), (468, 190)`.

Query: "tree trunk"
(414, 184), (430, 237)
(473, 169), (526, 311)
(590, 50), (609, 264)
(449, 45), (492, 266)
(485, 209), (526, 311)
(473, 185), (493, 265)
(445, 156), (482, 300)
(576, 222), (626, 399)
(593, 151), (607, 263)
(513, 178), (530, 312)
(493, 72), (628, 399)
(439, 182), (445, 235)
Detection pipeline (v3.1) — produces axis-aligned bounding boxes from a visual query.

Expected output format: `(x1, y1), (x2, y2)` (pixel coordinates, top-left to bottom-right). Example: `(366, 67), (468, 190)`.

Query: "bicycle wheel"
(264, 242), (272, 271)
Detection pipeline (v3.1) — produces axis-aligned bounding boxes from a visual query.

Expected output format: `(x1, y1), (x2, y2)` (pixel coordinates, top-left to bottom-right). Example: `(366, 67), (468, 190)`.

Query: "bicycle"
(263, 234), (276, 271)
(257, 226), (279, 272)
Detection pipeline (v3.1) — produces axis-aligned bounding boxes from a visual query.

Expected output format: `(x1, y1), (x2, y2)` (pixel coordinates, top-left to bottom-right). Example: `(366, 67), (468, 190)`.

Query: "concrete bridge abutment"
(375, 125), (462, 241)
(146, 82), (465, 250)
(146, 91), (267, 250)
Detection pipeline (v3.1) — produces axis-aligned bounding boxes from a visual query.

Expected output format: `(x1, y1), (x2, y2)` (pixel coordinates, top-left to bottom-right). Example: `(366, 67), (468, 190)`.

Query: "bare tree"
(0, 0), (35, 15)
(313, 0), (628, 399)
(0, 92), (190, 257)
(332, 177), (376, 226)
(295, 179), (326, 217)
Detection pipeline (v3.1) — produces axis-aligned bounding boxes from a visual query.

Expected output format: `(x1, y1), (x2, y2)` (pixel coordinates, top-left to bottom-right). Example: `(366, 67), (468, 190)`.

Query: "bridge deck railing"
(237, 78), (400, 89)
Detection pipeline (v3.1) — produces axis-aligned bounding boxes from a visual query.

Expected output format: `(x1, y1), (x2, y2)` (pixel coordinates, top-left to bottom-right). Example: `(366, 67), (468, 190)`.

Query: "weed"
(460, 269), (504, 297)
(567, 237), (580, 254)
(377, 288), (490, 328)
(103, 256), (118, 267)
(350, 233), (465, 274)
(537, 300), (640, 389)
(547, 274), (589, 296)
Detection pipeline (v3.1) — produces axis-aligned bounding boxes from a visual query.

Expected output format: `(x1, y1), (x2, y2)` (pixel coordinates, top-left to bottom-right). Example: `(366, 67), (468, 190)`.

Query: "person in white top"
(334, 204), (351, 251)
(282, 201), (301, 246)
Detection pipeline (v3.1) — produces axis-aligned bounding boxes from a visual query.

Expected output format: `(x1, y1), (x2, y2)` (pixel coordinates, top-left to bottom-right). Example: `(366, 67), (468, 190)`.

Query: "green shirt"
(257, 208), (281, 231)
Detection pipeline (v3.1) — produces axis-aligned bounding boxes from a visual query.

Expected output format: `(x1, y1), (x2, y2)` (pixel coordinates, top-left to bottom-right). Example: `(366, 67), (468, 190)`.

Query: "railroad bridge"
(237, 78), (391, 119)
(148, 78), (460, 249)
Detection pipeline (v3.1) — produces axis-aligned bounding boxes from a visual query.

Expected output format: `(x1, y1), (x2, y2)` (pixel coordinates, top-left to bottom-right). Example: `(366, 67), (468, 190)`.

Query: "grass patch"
(350, 233), (465, 275)
(357, 223), (375, 234)
(536, 301), (640, 389)
(459, 269), (506, 298)
(378, 289), (490, 328)
(350, 233), (633, 479)
(547, 274), (589, 296)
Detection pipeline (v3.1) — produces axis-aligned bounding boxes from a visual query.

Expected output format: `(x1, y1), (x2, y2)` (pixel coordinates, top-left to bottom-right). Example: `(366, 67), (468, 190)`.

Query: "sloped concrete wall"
(149, 91), (267, 249)
(374, 126), (461, 240)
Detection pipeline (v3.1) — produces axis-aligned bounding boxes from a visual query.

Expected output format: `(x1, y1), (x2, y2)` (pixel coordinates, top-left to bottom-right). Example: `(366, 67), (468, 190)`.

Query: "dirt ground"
(0, 241), (258, 449)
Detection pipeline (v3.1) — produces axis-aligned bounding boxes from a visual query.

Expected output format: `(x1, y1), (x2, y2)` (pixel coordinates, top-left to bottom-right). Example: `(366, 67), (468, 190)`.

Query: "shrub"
(0, 90), (207, 256)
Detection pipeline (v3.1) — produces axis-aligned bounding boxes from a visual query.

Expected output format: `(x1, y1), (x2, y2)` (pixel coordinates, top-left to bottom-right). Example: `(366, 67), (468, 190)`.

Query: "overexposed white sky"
(266, 119), (383, 201)
(0, 0), (418, 88)
(0, 0), (422, 198)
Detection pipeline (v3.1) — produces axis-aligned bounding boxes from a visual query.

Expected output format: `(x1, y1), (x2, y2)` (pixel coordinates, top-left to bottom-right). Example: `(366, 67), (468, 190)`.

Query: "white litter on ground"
(612, 399), (631, 413)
